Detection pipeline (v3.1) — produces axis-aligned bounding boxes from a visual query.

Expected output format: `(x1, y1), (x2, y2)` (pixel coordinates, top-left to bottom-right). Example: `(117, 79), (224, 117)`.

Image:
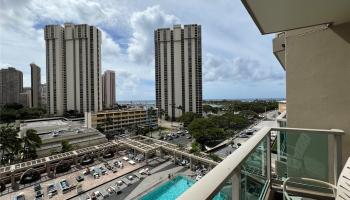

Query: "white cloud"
(204, 53), (284, 82)
(0, 0), (285, 100)
(127, 5), (179, 64)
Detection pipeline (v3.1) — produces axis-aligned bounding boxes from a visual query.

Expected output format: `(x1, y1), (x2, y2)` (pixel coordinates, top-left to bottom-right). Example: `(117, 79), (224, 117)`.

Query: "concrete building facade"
(44, 23), (102, 115)
(102, 70), (116, 109)
(30, 63), (41, 108)
(155, 24), (203, 120)
(19, 87), (32, 108)
(0, 67), (23, 106)
(40, 84), (47, 109)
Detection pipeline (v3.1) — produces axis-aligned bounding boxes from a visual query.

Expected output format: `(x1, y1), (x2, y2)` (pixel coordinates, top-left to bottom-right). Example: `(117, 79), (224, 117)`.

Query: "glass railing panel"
(240, 136), (268, 200)
(211, 178), (232, 200)
(274, 129), (336, 196)
(284, 131), (329, 181)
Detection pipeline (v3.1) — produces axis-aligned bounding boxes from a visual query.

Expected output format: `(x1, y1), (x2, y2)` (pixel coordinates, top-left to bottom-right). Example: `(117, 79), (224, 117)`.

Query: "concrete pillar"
(73, 157), (78, 165)
(46, 163), (51, 174)
(232, 168), (241, 200)
(11, 173), (16, 189)
(159, 149), (164, 159)
(190, 157), (193, 170)
(145, 153), (148, 165)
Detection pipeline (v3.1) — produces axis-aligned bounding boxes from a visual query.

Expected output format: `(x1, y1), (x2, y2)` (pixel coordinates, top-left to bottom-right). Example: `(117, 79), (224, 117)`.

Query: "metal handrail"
(178, 127), (344, 200)
(283, 177), (336, 200)
(178, 127), (272, 200)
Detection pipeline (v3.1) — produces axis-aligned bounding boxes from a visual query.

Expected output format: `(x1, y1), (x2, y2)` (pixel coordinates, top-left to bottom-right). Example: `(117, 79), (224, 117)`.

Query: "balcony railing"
(178, 127), (344, 200)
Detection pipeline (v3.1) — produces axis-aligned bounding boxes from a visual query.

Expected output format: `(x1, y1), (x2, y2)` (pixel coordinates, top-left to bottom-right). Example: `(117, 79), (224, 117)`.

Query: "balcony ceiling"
(241, 0), (350, 34)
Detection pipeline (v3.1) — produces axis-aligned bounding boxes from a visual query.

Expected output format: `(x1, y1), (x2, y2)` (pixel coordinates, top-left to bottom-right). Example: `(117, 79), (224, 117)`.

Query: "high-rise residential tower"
(102, 70), (116, 109)
(0, 67), (23, 106)
(20, 87), (32, 108)
(44, 23), (102, 115)
(154, 24), (203, 120)
(30, 63), (41, 108)
(40, 84), (47, 109)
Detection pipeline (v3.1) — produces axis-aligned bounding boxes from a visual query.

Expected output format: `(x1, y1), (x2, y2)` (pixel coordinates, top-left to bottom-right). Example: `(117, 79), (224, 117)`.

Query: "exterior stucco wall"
(285, 23), (350, 180)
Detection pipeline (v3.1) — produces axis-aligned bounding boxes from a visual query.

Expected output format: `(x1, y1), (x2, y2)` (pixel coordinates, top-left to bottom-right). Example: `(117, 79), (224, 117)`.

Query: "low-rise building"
(85, 108), (158, 132)
(18, 117), (107, 157)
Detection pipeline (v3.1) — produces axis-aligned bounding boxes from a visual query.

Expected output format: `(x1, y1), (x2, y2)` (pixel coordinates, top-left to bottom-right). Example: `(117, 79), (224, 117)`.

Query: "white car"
(122, 156), (129, 161)
(117, 180), (123, 186)
(128, 160), (136, 165)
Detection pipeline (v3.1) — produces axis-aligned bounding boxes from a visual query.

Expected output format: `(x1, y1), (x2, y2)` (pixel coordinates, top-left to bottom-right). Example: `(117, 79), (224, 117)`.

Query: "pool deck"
(125, 162), (192, 200)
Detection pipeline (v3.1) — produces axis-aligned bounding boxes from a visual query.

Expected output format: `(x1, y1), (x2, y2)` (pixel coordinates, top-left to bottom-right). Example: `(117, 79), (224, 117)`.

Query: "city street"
(213, 110), (278, 159)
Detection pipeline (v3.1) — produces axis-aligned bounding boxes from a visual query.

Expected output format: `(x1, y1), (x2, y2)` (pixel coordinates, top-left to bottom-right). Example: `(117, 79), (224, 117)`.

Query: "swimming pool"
(140, 175), (228, 200)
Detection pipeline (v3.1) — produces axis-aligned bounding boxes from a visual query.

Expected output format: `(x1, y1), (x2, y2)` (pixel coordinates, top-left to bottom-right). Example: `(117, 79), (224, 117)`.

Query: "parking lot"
(161, 132), (193, 147)
(3, 155), (145, 200)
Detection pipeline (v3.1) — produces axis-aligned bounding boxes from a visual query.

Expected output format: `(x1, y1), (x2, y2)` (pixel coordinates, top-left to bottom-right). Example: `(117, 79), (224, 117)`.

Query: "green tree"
(203, 105), (219, 114)
(104, 116), (113, 132)
(96, 124), (104, 133)
(22, 129), (42, 160)
(188, 118), (226, 147)
(190, 141), (201, 154)
(177, 112), (201, 127)
(61, 140), (73, 152)
(0, 125), (21, 164)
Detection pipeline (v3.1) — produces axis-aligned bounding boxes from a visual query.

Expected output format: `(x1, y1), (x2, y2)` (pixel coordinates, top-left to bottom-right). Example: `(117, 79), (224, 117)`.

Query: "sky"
(0, 0), (285, 101)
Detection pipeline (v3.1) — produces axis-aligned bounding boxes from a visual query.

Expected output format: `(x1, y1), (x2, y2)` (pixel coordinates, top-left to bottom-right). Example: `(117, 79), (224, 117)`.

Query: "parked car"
(99, 167), (107, 175)
(112, 168), (118, 173)
(104, 163), (113, 170)
(113, 160), (119, 167)
(34, 183), (42, 192)
(76, 175), (84, 182)
(14, 193), (25, 200)
(186, 135), (192, 139)
(35, 190), (43, 198)
(47, 183), (57, 197)
(59, 179), (70, 193)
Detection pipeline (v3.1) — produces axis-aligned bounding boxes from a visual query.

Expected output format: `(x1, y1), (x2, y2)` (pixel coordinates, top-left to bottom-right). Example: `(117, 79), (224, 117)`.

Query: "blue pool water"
(141, 175), (228, 200)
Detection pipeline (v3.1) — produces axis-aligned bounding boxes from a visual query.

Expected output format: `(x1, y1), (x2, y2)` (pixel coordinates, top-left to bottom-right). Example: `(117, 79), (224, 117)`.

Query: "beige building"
(0, 67), (23, 106)
(19, 87), (32, 107)
(278, 100), (286, 113)
(85, 108), (158, 132)
(102, 70), (116, 109)
(30, 63), (41, 108)
(155, 24), (203, 120)
(44, 23), (102, 116)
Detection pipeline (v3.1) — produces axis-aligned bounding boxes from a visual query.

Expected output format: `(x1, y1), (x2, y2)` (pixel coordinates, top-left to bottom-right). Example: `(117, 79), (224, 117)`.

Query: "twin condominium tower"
(155, 24), (203, 120)
(44, 23), (202, 118)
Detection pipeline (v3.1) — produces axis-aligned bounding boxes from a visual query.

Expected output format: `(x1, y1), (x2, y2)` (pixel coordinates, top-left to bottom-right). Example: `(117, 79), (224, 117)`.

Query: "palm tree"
(0, 124), (21, 164)
(61, 140), (73, 153)
(22, 129), (42, 160)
